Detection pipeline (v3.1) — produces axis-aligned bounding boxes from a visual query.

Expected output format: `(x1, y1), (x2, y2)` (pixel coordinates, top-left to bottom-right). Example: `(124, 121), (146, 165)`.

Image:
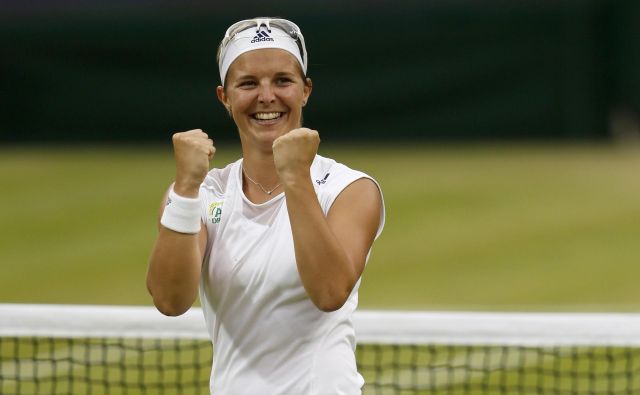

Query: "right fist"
(172, 129), (215, 197)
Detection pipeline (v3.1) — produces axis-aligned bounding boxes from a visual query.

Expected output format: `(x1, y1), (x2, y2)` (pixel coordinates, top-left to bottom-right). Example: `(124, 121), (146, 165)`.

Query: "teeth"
(254, 112), (281, 120)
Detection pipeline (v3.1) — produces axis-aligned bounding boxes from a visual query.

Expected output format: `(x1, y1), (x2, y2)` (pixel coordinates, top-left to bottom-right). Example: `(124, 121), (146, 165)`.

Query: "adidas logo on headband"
(251, 31), (275, 44)
(219, 18), (307, 85)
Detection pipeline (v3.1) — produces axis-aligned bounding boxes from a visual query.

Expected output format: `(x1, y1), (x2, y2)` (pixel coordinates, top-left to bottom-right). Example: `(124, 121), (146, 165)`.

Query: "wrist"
(173, 180), (201, 198)
(160, 187), (202, 234)
(279, 169), (312, 189)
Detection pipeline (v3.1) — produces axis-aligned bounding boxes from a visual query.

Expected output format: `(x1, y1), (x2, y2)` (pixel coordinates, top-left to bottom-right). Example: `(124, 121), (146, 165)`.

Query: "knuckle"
(174, 129), (204, 141)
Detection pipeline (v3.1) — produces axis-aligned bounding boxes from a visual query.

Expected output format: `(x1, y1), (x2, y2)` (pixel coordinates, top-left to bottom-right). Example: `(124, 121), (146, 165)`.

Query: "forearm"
(284, 175), (356, 312)
(147, 228), (203, 316)
(146, 129), (214, 316)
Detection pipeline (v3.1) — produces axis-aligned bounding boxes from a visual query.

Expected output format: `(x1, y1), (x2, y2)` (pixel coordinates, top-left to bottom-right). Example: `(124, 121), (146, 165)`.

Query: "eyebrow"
(234, 74), (256, 82)
(233, 71), (297, 82)
(274, 71), (296, 77)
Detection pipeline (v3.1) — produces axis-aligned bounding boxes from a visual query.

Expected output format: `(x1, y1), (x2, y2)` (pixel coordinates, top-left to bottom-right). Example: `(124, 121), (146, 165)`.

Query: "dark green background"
(2, 0), (640, 142)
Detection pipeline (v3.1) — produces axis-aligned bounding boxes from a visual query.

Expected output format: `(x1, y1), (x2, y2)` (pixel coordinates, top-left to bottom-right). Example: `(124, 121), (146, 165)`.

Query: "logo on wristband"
(208, 201), (224, 224)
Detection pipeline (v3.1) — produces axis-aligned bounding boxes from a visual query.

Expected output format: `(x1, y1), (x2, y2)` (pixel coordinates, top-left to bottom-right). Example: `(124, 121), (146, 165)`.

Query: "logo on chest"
(315, 172), (330, 185)
(207, 201), (224, 224)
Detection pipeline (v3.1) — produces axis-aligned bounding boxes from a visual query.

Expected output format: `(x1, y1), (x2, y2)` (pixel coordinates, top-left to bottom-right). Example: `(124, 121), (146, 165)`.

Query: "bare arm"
(146, 130), (214, 316)
(274, 129), (382, 311)
(285, 176), (381, 311)
(146, 189), (208, 316)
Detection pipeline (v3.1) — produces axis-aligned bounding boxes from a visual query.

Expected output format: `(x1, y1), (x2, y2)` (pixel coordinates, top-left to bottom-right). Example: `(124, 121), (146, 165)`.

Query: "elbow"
(159, 307), (189, 317)
(312, 289), (351, 313)
(309, 270), (358, 312)
(147, 284), (192, 317)
(153, 297), (191, 317)
(316, 301), (346, 313)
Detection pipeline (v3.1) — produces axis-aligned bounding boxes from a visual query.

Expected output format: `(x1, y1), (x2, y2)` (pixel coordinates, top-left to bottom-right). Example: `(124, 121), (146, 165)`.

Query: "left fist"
(272, 128), (320, 182)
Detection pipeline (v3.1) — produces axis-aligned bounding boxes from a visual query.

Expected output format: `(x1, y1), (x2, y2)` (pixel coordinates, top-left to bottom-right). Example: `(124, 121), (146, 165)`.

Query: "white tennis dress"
(197, 155), (385, 395)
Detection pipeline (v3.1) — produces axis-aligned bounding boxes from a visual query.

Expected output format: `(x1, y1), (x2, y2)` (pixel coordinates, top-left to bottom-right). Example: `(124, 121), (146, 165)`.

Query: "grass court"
(1, 143), (639, 311)
(1, 143), (640, 393)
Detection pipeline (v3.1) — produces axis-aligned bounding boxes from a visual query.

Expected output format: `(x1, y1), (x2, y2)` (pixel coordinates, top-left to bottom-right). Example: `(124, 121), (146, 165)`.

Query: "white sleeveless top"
(197, 154), (385, 395)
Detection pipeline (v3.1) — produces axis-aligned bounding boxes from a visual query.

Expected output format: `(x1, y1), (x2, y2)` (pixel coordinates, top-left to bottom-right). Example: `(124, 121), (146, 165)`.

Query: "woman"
(147, 17), (385, 394)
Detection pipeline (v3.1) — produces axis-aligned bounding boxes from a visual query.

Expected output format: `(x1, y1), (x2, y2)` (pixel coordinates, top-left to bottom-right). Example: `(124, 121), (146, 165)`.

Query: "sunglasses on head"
(221, 18), (307, 67)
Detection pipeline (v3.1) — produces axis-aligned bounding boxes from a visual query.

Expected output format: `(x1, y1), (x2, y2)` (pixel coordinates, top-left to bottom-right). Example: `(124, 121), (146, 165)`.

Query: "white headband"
(218, 18), (307, 86)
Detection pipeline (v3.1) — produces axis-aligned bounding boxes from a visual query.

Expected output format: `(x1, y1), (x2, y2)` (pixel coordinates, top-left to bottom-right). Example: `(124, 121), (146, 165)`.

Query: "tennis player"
(146, 17), (385, 394)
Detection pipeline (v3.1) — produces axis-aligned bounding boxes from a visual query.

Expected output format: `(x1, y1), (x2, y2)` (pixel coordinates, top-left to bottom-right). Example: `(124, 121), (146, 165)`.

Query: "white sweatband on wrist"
(160, 188), (202, 234)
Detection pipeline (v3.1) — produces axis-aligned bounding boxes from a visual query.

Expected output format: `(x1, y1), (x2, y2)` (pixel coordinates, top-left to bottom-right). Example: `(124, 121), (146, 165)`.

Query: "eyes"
(236, 77), (295, 89)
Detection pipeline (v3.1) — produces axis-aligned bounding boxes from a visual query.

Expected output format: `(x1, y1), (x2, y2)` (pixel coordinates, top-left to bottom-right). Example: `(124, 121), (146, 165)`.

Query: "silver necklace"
(242, 167), (282, 195)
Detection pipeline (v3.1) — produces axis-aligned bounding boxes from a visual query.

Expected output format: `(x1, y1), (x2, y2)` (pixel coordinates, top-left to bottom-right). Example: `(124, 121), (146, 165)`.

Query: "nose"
(257, 81), (276, 104)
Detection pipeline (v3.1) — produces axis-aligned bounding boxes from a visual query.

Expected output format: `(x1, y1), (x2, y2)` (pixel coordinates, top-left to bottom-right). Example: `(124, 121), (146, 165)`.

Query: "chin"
(240, 117), (301, 148)
(246, 129), (284, 150)
(253, 123), (296, 138)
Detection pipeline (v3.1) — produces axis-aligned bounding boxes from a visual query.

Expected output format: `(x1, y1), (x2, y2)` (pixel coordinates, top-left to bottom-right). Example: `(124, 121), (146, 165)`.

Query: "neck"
(240, 148), (282, 201)
(241, 150), (279, 185)
(243, 167), (282, 196)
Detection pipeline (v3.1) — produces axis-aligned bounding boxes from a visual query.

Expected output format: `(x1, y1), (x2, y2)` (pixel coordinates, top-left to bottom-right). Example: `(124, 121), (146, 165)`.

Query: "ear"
(216, 86), (231, 112)
(303, 78), (313, 106)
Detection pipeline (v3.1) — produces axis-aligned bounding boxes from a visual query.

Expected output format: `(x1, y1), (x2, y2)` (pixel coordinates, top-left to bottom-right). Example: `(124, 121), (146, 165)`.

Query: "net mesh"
(1, 337), (211, 394)
(2, 305), (640, 394)
(356, 345), (640, 394)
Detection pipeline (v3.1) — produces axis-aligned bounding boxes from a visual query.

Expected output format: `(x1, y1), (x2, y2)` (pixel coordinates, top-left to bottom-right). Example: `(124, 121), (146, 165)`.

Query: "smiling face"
(217, 48), (312, 153)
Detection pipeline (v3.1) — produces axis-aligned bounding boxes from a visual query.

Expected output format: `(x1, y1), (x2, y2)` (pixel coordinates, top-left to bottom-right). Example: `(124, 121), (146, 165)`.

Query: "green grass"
(1, 143), (640, 311)
(333, 143), (640, 311)
(1, 143), (640, 395)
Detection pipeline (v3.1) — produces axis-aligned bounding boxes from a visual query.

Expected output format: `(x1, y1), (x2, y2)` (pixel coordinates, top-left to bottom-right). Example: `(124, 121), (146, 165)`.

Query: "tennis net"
(2, 304), (640, 394)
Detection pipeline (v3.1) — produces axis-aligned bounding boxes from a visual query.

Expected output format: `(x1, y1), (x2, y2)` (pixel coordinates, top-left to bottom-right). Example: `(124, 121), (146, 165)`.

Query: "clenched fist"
(172, 129), (215, 197)
(272, 128), (320, 185)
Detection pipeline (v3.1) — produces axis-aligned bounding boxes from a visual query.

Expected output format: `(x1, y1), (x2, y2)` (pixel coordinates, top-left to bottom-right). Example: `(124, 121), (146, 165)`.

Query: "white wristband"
(160, 188), (202, 234)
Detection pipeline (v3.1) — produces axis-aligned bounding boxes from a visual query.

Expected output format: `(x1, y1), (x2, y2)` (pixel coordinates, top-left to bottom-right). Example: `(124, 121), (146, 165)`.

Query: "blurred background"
(4, 0), (640, 142)
(1, 0), (639, 311)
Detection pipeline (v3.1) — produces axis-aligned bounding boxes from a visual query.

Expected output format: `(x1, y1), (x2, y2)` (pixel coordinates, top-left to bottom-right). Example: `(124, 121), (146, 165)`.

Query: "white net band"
(3, 304), (640, 346)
